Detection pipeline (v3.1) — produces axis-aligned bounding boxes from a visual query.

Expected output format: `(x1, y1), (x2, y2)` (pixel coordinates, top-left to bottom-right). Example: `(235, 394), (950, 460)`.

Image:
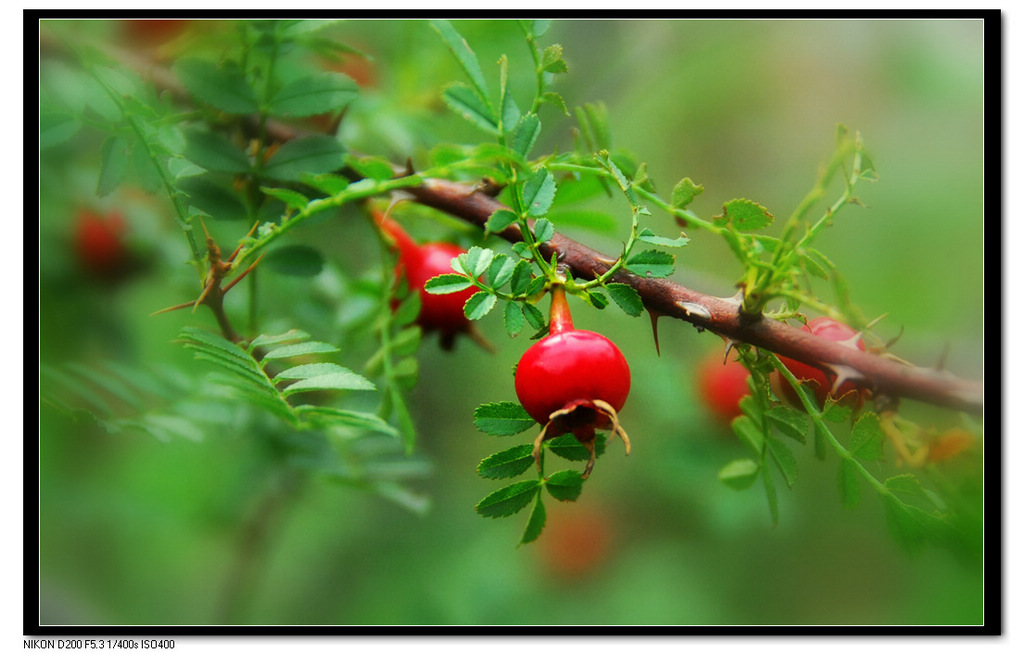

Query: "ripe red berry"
(121, 20), (191, 45)
(538, 504), (613, 580)
(74, 209), (129, 280)
(376, 211), (476, 349)
(515, 286), (631, 478)
(696, 352), (750, 426)
(773, 316), (867, 408)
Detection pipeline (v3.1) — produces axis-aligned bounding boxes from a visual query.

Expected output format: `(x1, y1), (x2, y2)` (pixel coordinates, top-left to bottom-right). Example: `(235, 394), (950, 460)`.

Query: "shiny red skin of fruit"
(776, 317), (866, 407)
(697, 354), (750, 425)
(398, 242), (475, 335)
(74, 210), (128, 278)
(515, 330), (631, 426)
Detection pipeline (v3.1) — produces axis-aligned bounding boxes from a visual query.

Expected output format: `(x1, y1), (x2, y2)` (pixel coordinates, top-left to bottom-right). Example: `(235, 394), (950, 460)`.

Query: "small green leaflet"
(509, 260), (533, 295)
(264, 245), (325, 277)
(522, 167), (556, 217)
(532, 218), (555, 243)
(547, 433), (606, 461)
(457, 246), (494, 279)
(625, 250), (675, 278)
(463, 291), (497, 320)
(281, 371), (376, 395)
(261, 136), (347, 182)
(503, 301), (525, 337)
(520, 495), (546, 545)
(541, 44), (569, 73)
(838, 458), (861, 509)
(261, 187), (310, 212)
(637, 228), (689, 249)
(268, 71), (358, 118)
(605, 283), (643, 317)
(849, 412), (885, 461)
(477, 444), (535, 479)
(487, 254), (517, 289)
(473, 402), (535, 435)
(486, 209), (519, 233)
(173, 58), (258, 114)
(765, 406), (808, 443)
(261, 341), (340, 360)
(671, 177), (704, 209)
(97, 136), (130, 197)
(184, 129), (251, 174)
(718, 458), (759, 490)
(544, 470), (584, 501)
(475, 480), (540, 518)
(512, 113), (541, 160)
(430, 20), (491, 102)
(442, 83), (499, 135)
(424, 274), (473, 295)
(249, 329), (311, 351)
(767, 436), (799, 488)
(714, 198), (774, 231)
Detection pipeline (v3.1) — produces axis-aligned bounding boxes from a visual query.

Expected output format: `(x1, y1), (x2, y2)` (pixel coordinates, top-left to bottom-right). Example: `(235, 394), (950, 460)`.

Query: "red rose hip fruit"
(773, 316), (867, 408)
(515, 285), (631, 478)
(696, 352), (750, 426)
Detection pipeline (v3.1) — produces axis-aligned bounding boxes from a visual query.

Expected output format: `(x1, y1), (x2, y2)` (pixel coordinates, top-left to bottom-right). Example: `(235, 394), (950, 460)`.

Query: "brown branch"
(407, 178), (984, 416)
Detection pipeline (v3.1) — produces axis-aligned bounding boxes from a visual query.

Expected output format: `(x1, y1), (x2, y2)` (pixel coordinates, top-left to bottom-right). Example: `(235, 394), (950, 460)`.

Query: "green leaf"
(732, 415), (765, 455)
(881, 494), (927, 554)
(767, 436), (799, 488)
(718, 458), (760, 490)
(521, 167), (557, 217)
(263, 245), (325, 277)
(605, 283), (643, 317)
(177, 175), (247, 221)
(424, 274), (473, 295)
(509, 260), (533, 295)
(541, 44), (569, 73)
(884, 473), (927, 500)
(392, 291), (421, 327)
(821, 400), (852, 424)
(477, 444), (535, 479)
(486, 209), (519, 233)
(487, 254), (517, 289)
(625, 250), (675, 278)
(346, 155), (396, 182)
(584, 290), (609, 310)
(838, 458), (861, 509)
(544, 470), (584, 502)
(765, 406), (808, 443)
(671, 177), (704, 209)
(636, 227), (689, 248)
(261, 341), (340, 360)
(174, 58), (258, 114)
(249, 329), (311, 350)
(762, 463), (779, 526)
(261, 187), (309, 211)
(532, 218), (555, 243)
(475, 480), (540, 518)
(442, 83), (499, 134)
(522, 303), (546, 330)
(512, 113), (541, 160)
(40, 112), (80, 149)
(473, 401), (535, 435)
(282, 371), (376, 395)
(293, 405), (397, 436)
(184, 130), (251, 174)
(503, 301), (525, 337)
(714, 198), (774, 231)
(262, 135), (346, 182)
(540, 91), (569, 116)
(546, 433), (606, 461)
(520, 494), (546, 545)
(430, 20), (491, 101)
(97, 136), (130, 197)
(458, 246), (494, 279)
(268, 71), (358, 117)
(464, 291), (497, 321)
(274, 362), (355, 381)
(849, 412), (885, 461)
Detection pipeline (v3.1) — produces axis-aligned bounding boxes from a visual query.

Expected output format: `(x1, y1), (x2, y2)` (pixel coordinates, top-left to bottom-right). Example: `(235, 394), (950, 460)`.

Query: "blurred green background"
(38, 18), (985, 626)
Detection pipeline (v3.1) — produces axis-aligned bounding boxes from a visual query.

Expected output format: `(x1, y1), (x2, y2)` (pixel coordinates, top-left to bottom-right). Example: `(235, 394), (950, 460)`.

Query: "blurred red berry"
(696, 352), (750, 426)
(74, 210), (129, 280)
